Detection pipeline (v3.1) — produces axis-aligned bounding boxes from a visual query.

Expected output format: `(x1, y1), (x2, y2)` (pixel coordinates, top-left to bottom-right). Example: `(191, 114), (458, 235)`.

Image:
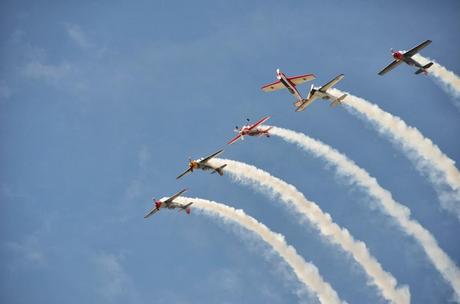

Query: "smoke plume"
(208, 158), (410, 304)
(175, 196), (344, 304)
(413, 54), (460, 109)
(331, 88), (460, 221)
(269, 126), (460, 302)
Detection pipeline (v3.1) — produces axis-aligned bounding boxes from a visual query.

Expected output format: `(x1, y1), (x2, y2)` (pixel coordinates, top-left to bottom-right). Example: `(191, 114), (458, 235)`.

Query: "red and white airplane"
(144, 189), (193, 218)
(262, 69), (316, 110)
(227, 115), (272, 145)
(378, 40), (433, 75)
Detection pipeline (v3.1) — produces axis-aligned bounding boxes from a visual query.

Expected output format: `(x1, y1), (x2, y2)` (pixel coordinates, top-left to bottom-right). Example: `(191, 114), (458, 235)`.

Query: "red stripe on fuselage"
(279, 73), (301, 97)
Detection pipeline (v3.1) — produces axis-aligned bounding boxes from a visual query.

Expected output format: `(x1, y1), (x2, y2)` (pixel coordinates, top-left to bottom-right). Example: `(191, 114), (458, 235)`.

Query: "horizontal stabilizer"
(216, 164), (227, 176)
(211, 164), (227, 176)
(424, 62), (433, 69)
(330, 94), (347, 107)
(415, 62), (433, 75)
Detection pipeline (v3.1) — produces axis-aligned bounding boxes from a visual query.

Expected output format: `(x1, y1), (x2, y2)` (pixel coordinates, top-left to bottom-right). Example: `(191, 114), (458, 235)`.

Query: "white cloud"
(94, 253), (126, 299)
(5, 234), (46, 267)
(92, 252), (141, 303)
(124, 180), (143, 201)
(138, 146), (151, 168)
(0, 83), (12, 100)
(65, 23), (92, 49)
(22, 61), (72, 83)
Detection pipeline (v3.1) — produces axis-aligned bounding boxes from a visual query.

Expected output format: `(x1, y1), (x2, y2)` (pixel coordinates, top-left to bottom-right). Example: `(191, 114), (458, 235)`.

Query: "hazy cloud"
(0, 83), (12, 100)
(0, 84), (11, 98)
(22, 61), (72, 83)
(124, 180), (143, 201)
(138, 146), (152, 168)
(5, 234), (46, 267)
(92, 252), (142, 303)
(65, 23), (92, 49)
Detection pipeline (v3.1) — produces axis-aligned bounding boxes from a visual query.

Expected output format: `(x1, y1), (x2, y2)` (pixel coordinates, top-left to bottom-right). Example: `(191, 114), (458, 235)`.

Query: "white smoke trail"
(208, 158), (410, 304)
(174, 196), (344, 304)
(331, 88), (460, 221)
(413, 54), (460, 108)
(269, 126), (460, 302)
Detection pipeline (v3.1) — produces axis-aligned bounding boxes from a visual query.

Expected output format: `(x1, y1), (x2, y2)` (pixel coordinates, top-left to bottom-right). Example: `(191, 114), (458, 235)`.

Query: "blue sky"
(1, 1), (459, 303)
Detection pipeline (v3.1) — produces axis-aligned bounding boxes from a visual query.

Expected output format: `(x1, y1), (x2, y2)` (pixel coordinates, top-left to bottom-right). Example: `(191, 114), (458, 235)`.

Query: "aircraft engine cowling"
(186, 207), (191, 214)
(155, 201), (162, 210)
(393, 52), (403, 60)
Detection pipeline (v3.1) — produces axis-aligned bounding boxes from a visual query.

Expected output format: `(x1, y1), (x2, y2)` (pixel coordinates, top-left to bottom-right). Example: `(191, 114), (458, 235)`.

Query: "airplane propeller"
(308, 83), (314, 95)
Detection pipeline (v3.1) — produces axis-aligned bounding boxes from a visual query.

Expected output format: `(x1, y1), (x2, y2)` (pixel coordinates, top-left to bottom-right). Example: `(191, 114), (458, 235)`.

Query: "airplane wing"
(164, 188), (188, 204)
(176, 168), (192, 180)
(144, 206), (160, 219)
(319, 74), (345, 92)
(227, 133), (242, 145)
(248, 115), (271, 131)
(378, 60), (403, 75)
(405, 40), (432, 57)
(199, 149), (224, 164)
(261, 80), (285, 92)
(295, 96), (317, 112)
(288, 73), (316, 85)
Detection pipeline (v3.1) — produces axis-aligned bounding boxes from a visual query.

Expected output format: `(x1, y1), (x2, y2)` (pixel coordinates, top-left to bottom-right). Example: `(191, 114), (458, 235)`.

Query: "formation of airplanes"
(145, 39), (433, 218)
(261, 70), (348, 112)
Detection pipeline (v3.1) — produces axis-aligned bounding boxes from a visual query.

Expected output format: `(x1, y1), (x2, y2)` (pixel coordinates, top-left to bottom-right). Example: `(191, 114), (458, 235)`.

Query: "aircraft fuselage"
(239, 126), (270, 136)
(308, 88), (331, 101)
(393, 51), (424, 69)
(277, 70), (303, 101)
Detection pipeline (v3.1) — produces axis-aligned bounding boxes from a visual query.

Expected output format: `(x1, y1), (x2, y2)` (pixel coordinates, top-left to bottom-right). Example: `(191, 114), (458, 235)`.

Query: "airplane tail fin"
(211, 164), (227, 176)
(415, 62), (433, 75)
(330, 94), (347, 107)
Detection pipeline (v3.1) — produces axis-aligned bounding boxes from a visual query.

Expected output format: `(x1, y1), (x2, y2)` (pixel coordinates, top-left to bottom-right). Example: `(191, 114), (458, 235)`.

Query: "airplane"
(378, 40), (433, 75)
(294, 74), (347, 112)
(144, 188), (193, 218)
(262, 69), (316, 106)
(227, 115), (272, 145)
(176, 149), (227, 179)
